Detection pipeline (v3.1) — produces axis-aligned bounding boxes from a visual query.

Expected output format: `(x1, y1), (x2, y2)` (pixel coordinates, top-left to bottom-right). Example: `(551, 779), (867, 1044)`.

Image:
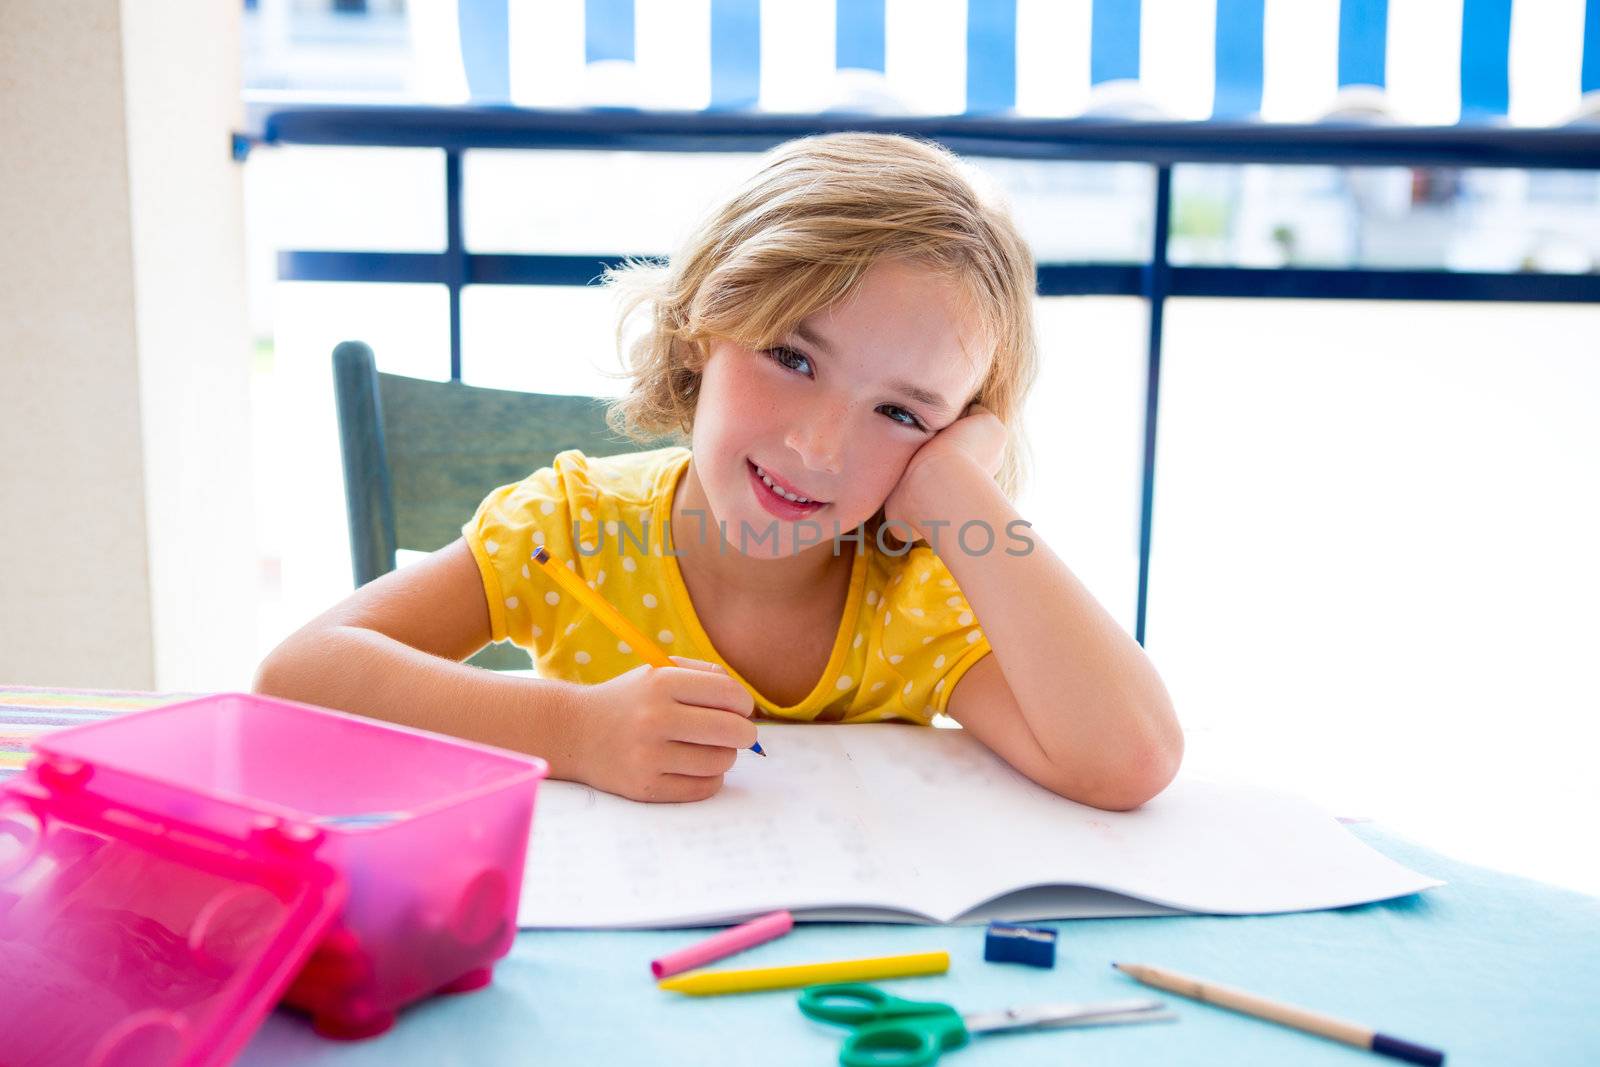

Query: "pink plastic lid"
(0, 764), (345, 1067)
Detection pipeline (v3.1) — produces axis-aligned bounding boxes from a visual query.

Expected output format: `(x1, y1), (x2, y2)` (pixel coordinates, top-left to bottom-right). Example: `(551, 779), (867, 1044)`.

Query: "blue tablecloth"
(5, 690), (1592, 1065)
(240, 824), (1599, 1066)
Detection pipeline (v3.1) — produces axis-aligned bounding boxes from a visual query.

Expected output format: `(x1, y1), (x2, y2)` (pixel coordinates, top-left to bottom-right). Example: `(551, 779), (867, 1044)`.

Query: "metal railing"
(242, 104), (1600, 645)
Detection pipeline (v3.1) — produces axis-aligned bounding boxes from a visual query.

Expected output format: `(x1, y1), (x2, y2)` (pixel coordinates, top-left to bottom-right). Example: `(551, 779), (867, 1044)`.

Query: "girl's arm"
(253, 539), (591, 773)
(888, 419), (1184, 811)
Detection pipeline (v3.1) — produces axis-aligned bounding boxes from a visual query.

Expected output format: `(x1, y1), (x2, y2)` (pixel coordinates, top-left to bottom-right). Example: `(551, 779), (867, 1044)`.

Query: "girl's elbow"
(1054, 715), (1184, 812)
(1122, 713), (1184, 807)
(251, 644), (293, 699)
(1104, 737), (1183, 810)
(252, 630), (325, 702)
(1121, 692), (1184, 803)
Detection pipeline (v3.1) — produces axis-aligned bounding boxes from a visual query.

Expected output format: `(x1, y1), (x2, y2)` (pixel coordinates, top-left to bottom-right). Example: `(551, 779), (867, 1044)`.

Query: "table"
(5, 687), (1597, 1065)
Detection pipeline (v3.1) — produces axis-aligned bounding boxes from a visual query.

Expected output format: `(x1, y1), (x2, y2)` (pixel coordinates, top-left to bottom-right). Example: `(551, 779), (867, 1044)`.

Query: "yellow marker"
(531, 545), (674, 668)
(657, 951), (950, 996)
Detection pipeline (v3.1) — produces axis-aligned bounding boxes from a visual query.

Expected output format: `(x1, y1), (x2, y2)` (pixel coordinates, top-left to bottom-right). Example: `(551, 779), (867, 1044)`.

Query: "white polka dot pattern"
(462, 450), (991, 727)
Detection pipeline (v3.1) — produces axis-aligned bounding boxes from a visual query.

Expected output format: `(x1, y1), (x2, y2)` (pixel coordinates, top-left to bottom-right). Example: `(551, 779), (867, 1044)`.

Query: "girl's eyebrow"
(792, 322), (957, 416)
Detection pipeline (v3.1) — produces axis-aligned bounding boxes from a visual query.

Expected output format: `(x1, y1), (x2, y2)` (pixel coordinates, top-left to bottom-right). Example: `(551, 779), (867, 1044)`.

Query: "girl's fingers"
(667, 703), (760, 750)
(643, 773), (725, 804)
(663, 739), (739, 777)
(664, 668), (755, 718)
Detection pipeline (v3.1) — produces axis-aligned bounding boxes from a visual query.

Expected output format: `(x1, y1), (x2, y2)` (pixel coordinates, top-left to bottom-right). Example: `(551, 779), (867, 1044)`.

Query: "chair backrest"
(332, 340), (667, 670)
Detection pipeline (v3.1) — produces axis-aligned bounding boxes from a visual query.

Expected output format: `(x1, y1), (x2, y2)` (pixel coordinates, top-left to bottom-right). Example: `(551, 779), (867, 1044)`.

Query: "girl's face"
(691, 257), (989, 560)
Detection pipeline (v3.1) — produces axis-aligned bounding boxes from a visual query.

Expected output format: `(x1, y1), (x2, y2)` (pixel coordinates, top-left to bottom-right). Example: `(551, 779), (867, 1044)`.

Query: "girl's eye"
(766, 346), (813, 376)
(878, 405), (926, 431)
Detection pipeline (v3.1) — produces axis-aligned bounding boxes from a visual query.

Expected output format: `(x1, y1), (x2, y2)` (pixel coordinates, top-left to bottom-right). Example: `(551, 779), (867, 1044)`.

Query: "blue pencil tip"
(750, 742), (766, 756)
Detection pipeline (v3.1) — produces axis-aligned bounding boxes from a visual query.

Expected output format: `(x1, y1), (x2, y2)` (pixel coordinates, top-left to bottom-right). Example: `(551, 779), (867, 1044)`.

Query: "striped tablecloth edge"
(0, 686), (188, 778)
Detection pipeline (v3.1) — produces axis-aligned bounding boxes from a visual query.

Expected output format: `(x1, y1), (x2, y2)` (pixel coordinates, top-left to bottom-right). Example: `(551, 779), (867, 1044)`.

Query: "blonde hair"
(601, 132), (1038, 499)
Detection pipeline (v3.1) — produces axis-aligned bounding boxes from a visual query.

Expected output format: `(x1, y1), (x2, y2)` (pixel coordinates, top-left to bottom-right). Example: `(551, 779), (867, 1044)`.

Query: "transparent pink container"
(0, 692), (547, 1063)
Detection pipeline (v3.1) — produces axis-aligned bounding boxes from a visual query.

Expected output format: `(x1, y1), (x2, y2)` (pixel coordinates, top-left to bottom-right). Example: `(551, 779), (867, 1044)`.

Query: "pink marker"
(651, 910), (795, 980)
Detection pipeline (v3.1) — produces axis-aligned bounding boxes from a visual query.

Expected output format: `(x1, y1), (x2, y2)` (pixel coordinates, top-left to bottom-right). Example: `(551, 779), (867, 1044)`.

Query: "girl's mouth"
(747, 459), (827, 519)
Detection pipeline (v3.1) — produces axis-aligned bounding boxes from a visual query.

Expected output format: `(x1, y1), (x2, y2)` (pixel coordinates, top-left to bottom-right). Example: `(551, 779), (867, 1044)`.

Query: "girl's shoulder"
(561, 445), (689, 494)
(485, 446), (690, 522)
(460, 446), (689, 664)
(463, 446), (688, 577)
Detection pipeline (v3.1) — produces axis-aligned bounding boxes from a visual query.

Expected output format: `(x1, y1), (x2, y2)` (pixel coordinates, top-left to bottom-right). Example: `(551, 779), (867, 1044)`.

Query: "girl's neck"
(670, 457), (852, 604)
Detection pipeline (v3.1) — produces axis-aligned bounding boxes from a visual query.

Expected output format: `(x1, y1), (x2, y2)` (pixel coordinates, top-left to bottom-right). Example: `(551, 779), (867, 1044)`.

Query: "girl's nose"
(785, 406), (845, 476)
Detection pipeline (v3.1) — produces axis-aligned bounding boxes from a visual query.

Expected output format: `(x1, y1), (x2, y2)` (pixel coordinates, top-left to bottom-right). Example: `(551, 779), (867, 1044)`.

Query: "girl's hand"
(565, 656), (758, 803)
(882, 403), (1006, 545)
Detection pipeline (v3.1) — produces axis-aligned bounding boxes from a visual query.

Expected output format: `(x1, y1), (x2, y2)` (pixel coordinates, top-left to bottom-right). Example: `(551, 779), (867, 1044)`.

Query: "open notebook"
(518, 722), (1441, 929)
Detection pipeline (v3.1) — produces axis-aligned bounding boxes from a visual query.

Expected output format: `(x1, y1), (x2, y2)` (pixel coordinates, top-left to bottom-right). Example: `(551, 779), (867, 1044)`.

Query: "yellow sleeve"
(878, 546), (992, 721)
(460, 462), (578, 657)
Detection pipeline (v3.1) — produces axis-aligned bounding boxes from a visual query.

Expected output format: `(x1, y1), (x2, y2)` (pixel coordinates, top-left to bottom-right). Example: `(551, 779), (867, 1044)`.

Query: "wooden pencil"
(1112, 963), (1444, 1066)
(531, 545), (673, 668)
(529, 545), (765, 755)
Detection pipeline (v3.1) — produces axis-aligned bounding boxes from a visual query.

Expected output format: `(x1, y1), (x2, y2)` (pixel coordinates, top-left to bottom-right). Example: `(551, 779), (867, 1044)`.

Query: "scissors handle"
(798, 983), (951, 1027)
(841, 1014), (970, 1067)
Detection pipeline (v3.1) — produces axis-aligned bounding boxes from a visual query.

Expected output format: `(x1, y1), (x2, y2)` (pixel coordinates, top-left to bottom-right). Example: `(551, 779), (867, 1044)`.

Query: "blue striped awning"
(444, 0), (1600, 126)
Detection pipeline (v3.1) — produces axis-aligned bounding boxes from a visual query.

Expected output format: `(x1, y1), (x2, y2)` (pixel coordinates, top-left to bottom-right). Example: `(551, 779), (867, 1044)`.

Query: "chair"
(331, 340), (667, 670)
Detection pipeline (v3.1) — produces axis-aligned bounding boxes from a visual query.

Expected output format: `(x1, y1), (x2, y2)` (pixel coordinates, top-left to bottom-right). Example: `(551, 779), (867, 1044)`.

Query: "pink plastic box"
(0, 692), (547, 1065)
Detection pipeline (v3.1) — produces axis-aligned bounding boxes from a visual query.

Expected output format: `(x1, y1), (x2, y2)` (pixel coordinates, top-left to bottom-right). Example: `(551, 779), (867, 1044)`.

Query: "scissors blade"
(963, 998), (1172, 1034)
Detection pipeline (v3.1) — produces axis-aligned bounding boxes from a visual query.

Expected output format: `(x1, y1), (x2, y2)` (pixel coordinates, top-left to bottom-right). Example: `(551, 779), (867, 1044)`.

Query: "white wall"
(0, 1), (256, 690)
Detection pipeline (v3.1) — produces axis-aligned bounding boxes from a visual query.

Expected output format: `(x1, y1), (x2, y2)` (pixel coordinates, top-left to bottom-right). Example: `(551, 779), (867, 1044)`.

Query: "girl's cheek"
(743, 370), (789, 418)
(858, 452), (906, 503)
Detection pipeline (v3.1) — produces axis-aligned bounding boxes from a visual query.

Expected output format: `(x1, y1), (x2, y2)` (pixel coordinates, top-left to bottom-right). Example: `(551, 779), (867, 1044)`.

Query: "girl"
(255, 133), (1183, 810)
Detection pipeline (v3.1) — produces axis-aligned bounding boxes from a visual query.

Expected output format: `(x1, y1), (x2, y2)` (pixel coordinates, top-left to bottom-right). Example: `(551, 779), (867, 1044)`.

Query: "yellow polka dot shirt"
(461, 447), (993, 724)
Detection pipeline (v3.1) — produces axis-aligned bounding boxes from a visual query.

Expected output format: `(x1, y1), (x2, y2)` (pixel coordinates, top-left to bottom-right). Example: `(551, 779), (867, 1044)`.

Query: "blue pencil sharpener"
(983, 921), (1058, 968)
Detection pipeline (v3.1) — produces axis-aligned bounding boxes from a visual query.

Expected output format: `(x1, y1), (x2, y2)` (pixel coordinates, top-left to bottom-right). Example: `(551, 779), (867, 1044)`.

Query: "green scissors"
(797, 982), (1175, 1067)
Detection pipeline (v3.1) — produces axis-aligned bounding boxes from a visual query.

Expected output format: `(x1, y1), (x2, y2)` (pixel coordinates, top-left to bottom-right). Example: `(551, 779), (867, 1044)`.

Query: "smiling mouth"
(748, 459), (827, 506)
